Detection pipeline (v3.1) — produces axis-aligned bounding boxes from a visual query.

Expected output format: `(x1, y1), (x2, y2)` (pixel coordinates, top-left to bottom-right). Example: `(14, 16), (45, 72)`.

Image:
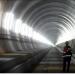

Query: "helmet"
(65, 41), (69, 45)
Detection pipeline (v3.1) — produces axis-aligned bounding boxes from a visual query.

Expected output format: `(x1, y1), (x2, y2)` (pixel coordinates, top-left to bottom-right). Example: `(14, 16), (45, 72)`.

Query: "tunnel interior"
(0, 0), (75, 73)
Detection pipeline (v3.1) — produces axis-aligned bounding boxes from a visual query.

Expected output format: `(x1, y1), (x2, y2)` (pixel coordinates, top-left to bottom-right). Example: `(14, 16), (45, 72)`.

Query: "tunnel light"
(2, 12), (53, 46)
(32, 31), (54, 46)
(0, 1), (2, 27)
(15, 20), (53, 46)
(15, 19), (22, 34)
(14, 19), (53, 46)
(22, 23), (33, 37)
(2, 12), (15, 31)
(21, 23), (53, 46)
(56, 29), (75, 45)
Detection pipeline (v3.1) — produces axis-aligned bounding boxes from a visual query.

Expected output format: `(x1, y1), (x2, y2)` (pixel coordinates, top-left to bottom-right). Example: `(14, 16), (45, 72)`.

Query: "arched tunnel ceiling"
(2, 0), (75, 45)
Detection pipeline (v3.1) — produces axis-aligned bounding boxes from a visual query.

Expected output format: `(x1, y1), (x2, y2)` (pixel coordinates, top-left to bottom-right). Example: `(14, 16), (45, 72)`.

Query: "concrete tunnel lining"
(0, 0), (75, 73)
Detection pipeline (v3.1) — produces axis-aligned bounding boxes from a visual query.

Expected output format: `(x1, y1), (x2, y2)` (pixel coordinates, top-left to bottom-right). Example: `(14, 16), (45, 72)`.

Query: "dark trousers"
(63, 57), (71, 72)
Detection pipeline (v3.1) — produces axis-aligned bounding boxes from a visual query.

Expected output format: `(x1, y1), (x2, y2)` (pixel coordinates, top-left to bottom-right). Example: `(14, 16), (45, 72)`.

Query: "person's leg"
(63, 58), (66, 72)
(67, 59), (71, 72)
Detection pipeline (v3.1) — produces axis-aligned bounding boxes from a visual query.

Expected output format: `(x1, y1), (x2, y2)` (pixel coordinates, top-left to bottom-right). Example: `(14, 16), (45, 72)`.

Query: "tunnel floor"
(0, 48), (75, 73)
(33, 64), (75, 73)
(33, 47), (75, 73)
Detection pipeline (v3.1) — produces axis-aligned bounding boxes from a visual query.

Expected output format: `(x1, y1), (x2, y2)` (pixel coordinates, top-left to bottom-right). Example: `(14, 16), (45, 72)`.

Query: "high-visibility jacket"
(63, 46), (72, 58)
(64, 46), (71, 53)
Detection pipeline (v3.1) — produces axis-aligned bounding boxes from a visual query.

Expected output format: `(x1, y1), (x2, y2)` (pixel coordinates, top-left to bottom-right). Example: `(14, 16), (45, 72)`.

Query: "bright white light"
(2, 12), (53, 46)
(20, 23), (53, 46)
(14, 19), (53, 46)
(23, 23), (33, 37)
(21, 23), (53, 46)
(15, 19), (22, 34)
(56, 27), (75, 45)
(2, 12), (15, 31)
(32, 31), (54, 46)
(0, 1), (2, 27)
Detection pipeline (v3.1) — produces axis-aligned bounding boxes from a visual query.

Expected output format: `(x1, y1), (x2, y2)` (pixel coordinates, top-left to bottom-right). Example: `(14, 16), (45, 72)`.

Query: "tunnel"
(0, 0), (75, 73)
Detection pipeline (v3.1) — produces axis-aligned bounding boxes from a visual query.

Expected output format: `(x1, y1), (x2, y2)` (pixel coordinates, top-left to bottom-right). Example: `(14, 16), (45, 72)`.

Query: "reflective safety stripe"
(62, 55), (71, 57)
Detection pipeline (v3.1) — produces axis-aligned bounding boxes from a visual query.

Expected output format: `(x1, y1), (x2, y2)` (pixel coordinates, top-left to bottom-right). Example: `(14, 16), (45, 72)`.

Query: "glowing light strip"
(0, 1), (2, 27)
(2, 12), (15, 31)
(2, 12), (54, 46)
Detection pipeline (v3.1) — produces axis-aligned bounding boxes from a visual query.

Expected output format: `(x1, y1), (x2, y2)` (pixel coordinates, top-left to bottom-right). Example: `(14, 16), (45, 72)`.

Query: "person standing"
(63, 41), (72, 72)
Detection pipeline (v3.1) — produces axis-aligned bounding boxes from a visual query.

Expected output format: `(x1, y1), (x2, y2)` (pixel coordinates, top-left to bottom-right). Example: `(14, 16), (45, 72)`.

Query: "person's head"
(65, 41), (69, 46)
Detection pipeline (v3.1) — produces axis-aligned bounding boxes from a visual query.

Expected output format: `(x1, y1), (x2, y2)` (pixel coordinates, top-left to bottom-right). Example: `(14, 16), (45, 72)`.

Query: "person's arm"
(70, 50), (72, 57)
(62, 49), (66, 57)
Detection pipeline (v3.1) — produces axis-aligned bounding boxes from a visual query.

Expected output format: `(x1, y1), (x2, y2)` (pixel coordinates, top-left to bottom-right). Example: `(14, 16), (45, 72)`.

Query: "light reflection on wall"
(56, 24), (75, 45)
(0, 1), (2, 27)
(2, 12), (53, 46)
